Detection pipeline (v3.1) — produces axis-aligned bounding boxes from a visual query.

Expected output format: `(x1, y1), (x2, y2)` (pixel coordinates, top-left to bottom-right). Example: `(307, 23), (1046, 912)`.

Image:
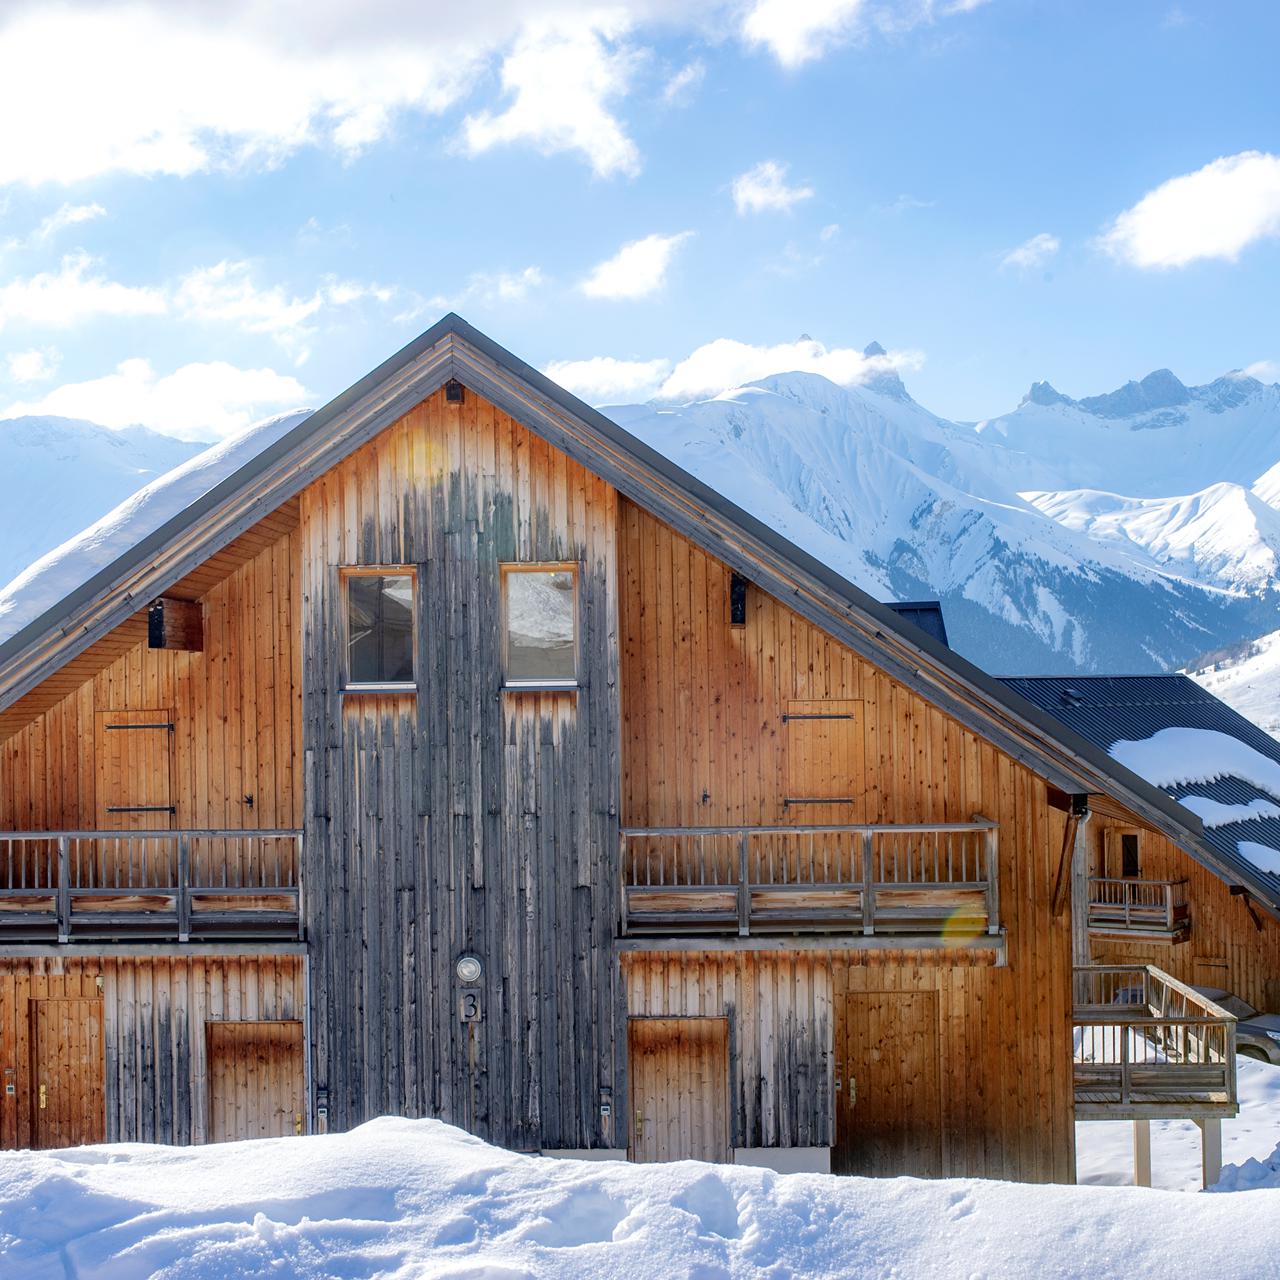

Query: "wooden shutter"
(784, 699), (862, 807)
(95, 709), (176, 830)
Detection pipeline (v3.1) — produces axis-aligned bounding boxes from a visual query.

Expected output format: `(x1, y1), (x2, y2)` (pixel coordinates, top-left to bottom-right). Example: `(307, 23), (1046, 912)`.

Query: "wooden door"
(833, 991), (941, 1177)
(629, 1017), (731, 1164)
(207, 1020), (305, 1142)
(95, 709), (176, 830)
(30, 997), (105, 1149)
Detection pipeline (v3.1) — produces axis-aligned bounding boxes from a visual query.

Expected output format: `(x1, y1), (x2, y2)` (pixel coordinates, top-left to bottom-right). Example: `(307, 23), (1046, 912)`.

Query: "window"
(344, 571), (415, 688)
(502, 564), (578, 686)
(1120, 832), (1140, 879)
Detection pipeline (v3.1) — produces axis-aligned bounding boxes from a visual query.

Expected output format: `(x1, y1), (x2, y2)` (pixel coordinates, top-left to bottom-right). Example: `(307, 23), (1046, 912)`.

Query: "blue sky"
(0, 0), (1277, 439)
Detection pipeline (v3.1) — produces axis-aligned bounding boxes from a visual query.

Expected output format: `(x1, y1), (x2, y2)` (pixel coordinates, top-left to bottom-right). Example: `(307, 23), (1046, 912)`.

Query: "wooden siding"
(1087, 817), (1280, 1013)
(0, 526), (302, 836)
(0, 955), (303, 1148)
(299, 385), (622, 1151)
(619, 501), (1074, 1182)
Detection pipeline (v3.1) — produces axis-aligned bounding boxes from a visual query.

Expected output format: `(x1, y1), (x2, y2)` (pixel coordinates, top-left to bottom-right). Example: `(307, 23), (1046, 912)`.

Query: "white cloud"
(0, 4), (490, 186)
(1238, 360), (1280, 383)
(1001, 232), (1060, 271)
(732, 160), (815, 215)
(742, 0), (867, 67)
(2, 358), (309, 441)
(1101, 151), (1280, 269)
(543, 355), (672, 403)
(662, 59), (706, 105)
(5, 346), (59, 383)
(820, 223), (841, 241)
(657, 335), (923, 400)
(0, 253), (166, 329)
(172, 260), (394, 361)
(33, 202), (107, 242)
(580, 231), (693, 300)
(461, 18), (641, 178)
(465, 266), (545, 304)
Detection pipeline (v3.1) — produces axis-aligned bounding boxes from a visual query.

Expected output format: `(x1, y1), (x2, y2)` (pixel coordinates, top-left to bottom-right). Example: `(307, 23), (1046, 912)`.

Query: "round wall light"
(456, 954), (483, 984)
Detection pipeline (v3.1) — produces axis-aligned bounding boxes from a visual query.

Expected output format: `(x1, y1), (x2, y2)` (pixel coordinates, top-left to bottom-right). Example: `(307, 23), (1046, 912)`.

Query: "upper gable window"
(502, 564), (578, 688)
(345, 570), (415, 689)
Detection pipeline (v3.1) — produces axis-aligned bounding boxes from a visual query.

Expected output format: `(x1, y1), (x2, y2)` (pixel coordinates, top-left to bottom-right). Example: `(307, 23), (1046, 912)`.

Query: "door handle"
(634, 1109), (643, 1139)
(38, 1083), (47, 1110)
(295, 1112), (303, 1135)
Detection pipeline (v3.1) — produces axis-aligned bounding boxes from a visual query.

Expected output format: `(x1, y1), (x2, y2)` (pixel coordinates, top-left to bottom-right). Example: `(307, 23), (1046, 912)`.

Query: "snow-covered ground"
(1077, 1055), (1280, 1191)
(4, 1062), (1280, 1280)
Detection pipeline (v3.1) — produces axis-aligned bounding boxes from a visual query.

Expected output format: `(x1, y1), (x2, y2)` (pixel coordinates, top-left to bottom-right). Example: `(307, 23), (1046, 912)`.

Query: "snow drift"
(4, 1117), (1280, 1280)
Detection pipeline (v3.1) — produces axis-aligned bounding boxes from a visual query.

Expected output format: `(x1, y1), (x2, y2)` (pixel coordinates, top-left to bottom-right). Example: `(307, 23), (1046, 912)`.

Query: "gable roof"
(1003, 674), (1280, 901)
(0, 312), (1275, 915)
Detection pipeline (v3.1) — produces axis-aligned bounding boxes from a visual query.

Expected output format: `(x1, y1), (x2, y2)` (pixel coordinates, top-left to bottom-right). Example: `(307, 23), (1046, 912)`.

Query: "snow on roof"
(1109, 726), (1280, 798)
(3, 1115), (1280, 1276)
(1237, 840), (1280, 877)
(1178, 795), (1280, 829)
(0, 409), (311, 645)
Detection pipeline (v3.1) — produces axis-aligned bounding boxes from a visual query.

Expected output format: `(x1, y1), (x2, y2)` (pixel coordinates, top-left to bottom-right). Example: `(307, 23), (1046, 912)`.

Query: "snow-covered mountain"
(614, 357), (1280, 674)
(0, 416), (205, 588)
(1188, 632), (1280, 741)
(2, 356), (1279, 681)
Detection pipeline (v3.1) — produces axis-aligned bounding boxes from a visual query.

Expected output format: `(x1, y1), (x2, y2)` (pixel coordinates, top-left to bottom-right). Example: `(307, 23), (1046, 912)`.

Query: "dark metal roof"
(1002, 674), (1280, 900)
(885, 601), (949, 648)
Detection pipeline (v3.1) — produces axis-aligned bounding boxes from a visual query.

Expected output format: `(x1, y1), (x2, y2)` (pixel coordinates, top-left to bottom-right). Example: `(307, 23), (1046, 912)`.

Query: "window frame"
(499, 561), (581, 691)
(340, 565), (418, 694)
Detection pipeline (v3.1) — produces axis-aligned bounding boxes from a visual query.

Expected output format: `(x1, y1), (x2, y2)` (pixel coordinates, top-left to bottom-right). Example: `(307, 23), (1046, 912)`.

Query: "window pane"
(347, 574), (414, 685)
(506, 570), (576, 682)
(1121, 832), (1140, 879)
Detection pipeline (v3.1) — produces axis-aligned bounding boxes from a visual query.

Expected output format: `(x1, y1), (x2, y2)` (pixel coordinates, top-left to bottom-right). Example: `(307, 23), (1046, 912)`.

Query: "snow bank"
(5, 1117), (1280, 1280)
(0, 409), (311, 645)
(1110, 725), (1280, 797)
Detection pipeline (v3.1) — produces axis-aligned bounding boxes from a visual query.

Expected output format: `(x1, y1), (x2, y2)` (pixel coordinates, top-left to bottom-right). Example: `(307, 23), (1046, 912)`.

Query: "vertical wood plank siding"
(618, 500), (1074, 1182)
(0, 529), (302, 833)
(299, 386), (621, 1151)
(0, 956), (303, 1149)
(1087, 817), (1280, 1012)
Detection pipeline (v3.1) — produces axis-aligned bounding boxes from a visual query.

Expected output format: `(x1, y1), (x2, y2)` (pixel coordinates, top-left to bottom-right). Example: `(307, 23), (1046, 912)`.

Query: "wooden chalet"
(0, 315), (1270, 1183)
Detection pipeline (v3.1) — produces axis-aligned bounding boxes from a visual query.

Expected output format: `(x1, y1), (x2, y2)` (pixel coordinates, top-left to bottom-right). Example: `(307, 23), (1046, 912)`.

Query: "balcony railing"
(1072, 964), (1237, 1119)
(620, 819), (999, 939)
(0, 829), (303, 943)
(1087, 878), (1189, 938)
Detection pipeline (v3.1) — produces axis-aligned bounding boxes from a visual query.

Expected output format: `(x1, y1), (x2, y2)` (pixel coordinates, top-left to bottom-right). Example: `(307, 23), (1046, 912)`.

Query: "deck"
(1086, 878), (1189, 942)
(620, 819), (1000, 944)
(1073, 965), (1237, 1120)
(0, 829), (302, 943)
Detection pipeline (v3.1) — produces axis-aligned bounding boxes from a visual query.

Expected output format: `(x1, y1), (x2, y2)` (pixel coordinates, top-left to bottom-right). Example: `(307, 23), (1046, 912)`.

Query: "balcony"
(619, 819), (1000, 949)
(1073, 965), (1237, 1120)
(1087, 878), (1189, 941)
(0, 829), (303, 944)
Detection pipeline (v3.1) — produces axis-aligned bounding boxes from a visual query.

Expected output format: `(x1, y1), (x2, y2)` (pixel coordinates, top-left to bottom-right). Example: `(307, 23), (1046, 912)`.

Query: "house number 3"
(459, 991), (481, 1023)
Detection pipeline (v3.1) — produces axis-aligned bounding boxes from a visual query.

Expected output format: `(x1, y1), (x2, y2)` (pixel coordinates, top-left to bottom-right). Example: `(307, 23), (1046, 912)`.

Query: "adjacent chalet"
(1, 315), (1276, 1183)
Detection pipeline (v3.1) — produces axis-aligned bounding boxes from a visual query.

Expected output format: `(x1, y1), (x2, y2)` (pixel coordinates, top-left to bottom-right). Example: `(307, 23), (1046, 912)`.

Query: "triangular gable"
(1, 312), (1273, 914)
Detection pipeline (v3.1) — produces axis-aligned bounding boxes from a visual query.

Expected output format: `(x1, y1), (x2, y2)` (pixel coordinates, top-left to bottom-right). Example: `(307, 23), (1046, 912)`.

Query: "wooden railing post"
(56, 836), (71, 943)
(737, 832), (750, 937)
(1119, 1023), (1131, 1106)
(861, 831), (875, 936)
(983, 824), (1000, 934)
(296, 834), (305, 942)
(176, 834), (191, 943)
(618, 832), (628, 938)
